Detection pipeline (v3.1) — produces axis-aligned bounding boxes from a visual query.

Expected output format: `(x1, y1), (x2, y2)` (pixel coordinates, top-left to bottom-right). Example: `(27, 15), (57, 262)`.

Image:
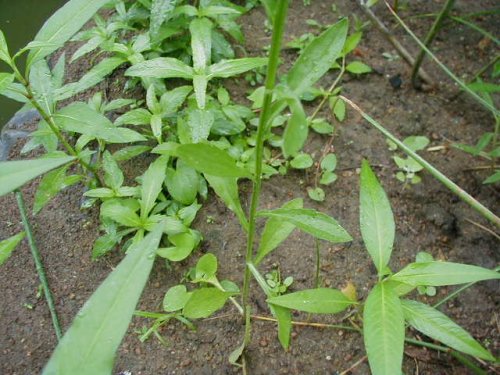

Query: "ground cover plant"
(0, 0), (499, 374)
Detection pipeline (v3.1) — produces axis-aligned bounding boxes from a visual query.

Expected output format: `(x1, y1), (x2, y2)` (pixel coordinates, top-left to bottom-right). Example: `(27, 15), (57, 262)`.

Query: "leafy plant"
(387, 135), (430, 184)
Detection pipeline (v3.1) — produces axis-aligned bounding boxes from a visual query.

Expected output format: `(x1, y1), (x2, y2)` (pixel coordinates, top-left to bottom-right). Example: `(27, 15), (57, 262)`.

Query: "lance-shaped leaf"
(0, 156), (75, 197)
(176, 143), (252, 179)
(287, 18), (348, 95)
(363, 282), (405, 375)
(0, 29), (10, 63)
(192, 74), (208, 109)
(257, 208), (352, 243)
(255, 198), (303, 264)
(0, 73), (14, 92)
(282, 98), (308, 157)
(190, 17), (212, 70)
(204, 174), (248, 231)
(360, 160), (395, 275)
(140, 155), (168, 218)
(268, 288), (354, 314)
(402, 299), (495, 361)
(0, 232), (26, 266)
(54, 102), (146, 143)
(27, 0), (111, 67)
(125, 57), (194, 79)
(207, 58), (267, 79)
(188, 108), (213, 142)
(42, 222), (164, 375)
(29, 59), (55, 114)
(391, 262), (500, 286)
(150, 0), (176, 43)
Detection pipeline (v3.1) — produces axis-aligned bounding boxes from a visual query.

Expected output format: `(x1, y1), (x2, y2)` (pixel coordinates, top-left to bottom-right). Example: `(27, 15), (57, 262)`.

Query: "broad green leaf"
(320, 154), (337, 172)
(150, 0), (176, 43)
(272, 305), (291, 350)
(0, 73), (14, 93)
(342, 31), (362, 56)
(157, 230), (200, 261)
(165, 161), (199, 205)
(287, 18), (348, 95)
(55, 57), (126, 101)
(125, 58), (194, 79)
(28, 0), (111, 67)
(42, 222), (164, 375)
(160, 86), (192, 115)
(0, 232), (26, 266)
(30, 59), (54, 114)
(183, 288), (231, 319)
(403, 136), (429, 152)
(101, 200), (142, 228)
(360, 160), (395, 275)
(113, 146), (151, 161)
(289, 153), (313, 169)
(204, 174), (249, 231)
(115, 108), (152, 126)
(54, 102), (146, 143)
(195, 253), (218, 280)
(92, 232), (121, 259)
(0, 29), (10, 63)
(188, 109), (213, 142)
(33, 166), (81, 214)
(255, 198), (303, 264)
(102, 151), (124, 190)
(140, 155), (168, 218)
(268, 288), (353, 314)
(207, 58), (267, 79)
(192, 74), (208, 109)
(176, 143), (252, 178)
(163, 285), (191, 312)
(0, 156), (75, 197)
(257, 208), (352, 243)
(307, 187), (325, 202)
(282, 99), (308, 157)
(190, 17), (212, 70)
(402, 299), (495, 361)
(391, 262), (500, 286)
(70, 36), (102, 63)
(363, 282), (404, 375)
(346, 61), (372, 74)
(319, 171), (337, 185)
(0, 82), (29, 103)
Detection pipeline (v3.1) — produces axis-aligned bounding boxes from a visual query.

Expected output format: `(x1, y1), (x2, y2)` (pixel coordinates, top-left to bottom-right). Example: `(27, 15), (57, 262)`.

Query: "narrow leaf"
(150, 0), (176, 42)
(363, 282), (405, 375)
(190, 18), (212, 70)
(268, 288), (354, 314)
(257, 208), (352, 243)
(42, 222), (164, 375)
(140, 155), (168, 218)
(208, 58), (267, 79)
(0, 232), (26, 266)
(282, 99), (308, 157)
(360, 160), (395, 275)
(0, 73), (14, 93)
(125, 57), (194, 79)
(0, 156), (75, 197)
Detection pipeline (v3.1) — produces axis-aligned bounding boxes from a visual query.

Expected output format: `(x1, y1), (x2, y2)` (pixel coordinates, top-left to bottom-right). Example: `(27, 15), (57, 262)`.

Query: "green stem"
(15, 190), (62, 340)
(411, 0), (455, 88)
(314, 238), (320, 288)
(241, 0), (289, 316)
(340, 95), (500, 228)
(433, 282), (475, 309)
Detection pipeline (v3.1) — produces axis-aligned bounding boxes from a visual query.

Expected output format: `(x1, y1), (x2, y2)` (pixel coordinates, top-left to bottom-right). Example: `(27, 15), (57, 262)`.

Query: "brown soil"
(1, 1), (499, 374)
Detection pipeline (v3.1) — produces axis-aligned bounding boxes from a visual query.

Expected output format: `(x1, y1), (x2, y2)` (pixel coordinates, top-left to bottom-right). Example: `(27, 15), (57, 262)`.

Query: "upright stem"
(15, 190), (62, 340)
(411, 0), (455, 88)
(241, 0), (289, 323)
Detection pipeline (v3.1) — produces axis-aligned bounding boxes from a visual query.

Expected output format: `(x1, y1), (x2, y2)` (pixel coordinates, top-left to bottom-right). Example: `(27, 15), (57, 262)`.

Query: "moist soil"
(1, 1), (499, 374)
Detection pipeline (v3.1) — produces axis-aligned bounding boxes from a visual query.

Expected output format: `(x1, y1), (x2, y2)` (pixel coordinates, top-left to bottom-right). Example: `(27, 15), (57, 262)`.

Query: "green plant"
(387, 135), (430, 184)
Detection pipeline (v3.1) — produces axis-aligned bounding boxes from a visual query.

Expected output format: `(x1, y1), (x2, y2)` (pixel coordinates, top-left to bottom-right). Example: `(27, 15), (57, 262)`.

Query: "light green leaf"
(283, 99), (308, 157)
(255, 198), (303, 264)
(176, 143), (252, 178)
(0, 73), (14, 93)
(0, 232), (26, 266)
(113, 146), (151, 162)
(320, 154), (337, 172)
(403, 136), (430, 152)
(54, 102), (146, 143)
(115, 108), (152, 126)
(287, 18), (348, 95)
(333, 98), (345, 121)
(201, 5), (241, 17)
(183, 288), (231, 319)
(346, 61), (372, 74)
(360, 160), (395, 275)
(150, 0), (176, 43)
(140, 155), (168, 218)
(101, 200), (142, 228)
(268, 288), (354, 314)
(289, 153), (313, 169)
(272, 305), (291, 350)
(102, 151), (124, 190)
(163, 285), (191, 312)
(27, 0), (110, 67)
(0, 156), (75, 197)
(188, 109), (213, 142)
(33, 166), (81, 214)
(208, 58), (267, 79)
(192, 74), (208, 109)
(0, 29), (10, 63)
(165, 161), (199, 205)
(195, 253), (218, 280)
(307, 187), (325, 202)
(319, 171), (337, 185)
(160, 86), (192, 115)
(204, 174), (249, 231)
(190, 17), (212, 70)
(30, 59), (55, 114)
(257, 208), (352, 243)
(157, 230), (200, 261)
(391, 262), (500, 286)
(42, 222), (164, 375)
(125, 57), (194, 79)
(402, 299), (495, 361)
(363, 282), (405, 375)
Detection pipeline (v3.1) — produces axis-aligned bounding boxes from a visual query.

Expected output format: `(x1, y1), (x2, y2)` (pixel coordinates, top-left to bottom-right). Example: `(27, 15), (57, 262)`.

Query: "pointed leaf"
(163, 285), (191, 312)
(0, 156), (75, 197)
(268, 288), (354, 314)
(282, 99), (308, 157)
(42, 222), (164, 375)
(188, 108), (213, 141)
(208, 58), (267, 79)
(102, 151), (124, 190)
(0, 73), (14, 93)
(150, 0), (176, 42)
(272, 305), (291, 350)
(402, 299), (495, 361)
(0, 29), (10, 63)
(363, 282), (405, 375)
(190, 18), (212, 70)
(257, 208), (352, 243)
(141, 155), (168, 218)
(125, 58), (194, 79)
(0, 232), (26, 266)
(195, 253), (218, 280)
(183, 288), (231, 319)
(360, 160), (395, 275)
(165, 161), (199, 205)
(391, 262), (500, 286)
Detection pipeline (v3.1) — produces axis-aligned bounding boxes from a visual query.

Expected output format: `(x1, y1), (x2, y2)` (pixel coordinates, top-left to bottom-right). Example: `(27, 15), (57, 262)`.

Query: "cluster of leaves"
(387, 135), (429, 184)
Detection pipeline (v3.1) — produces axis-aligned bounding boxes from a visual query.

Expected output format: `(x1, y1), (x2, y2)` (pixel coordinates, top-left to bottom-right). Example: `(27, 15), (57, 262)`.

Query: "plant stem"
(340, 95), (500, 228)
(314, 238), (320, 288)
(242, 0), (289, 317)
(15, 190), (62, 340)
(433, 282), (475, 309)
(411, 0), (455, 88)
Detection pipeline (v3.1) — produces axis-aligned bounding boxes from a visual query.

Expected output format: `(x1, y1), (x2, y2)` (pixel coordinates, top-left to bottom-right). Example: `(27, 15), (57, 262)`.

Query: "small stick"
(356, 1), (435, 87)
(464, 218), (500, 241)
(339, 356), (367, 375)
(15, 190), (62, 340)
